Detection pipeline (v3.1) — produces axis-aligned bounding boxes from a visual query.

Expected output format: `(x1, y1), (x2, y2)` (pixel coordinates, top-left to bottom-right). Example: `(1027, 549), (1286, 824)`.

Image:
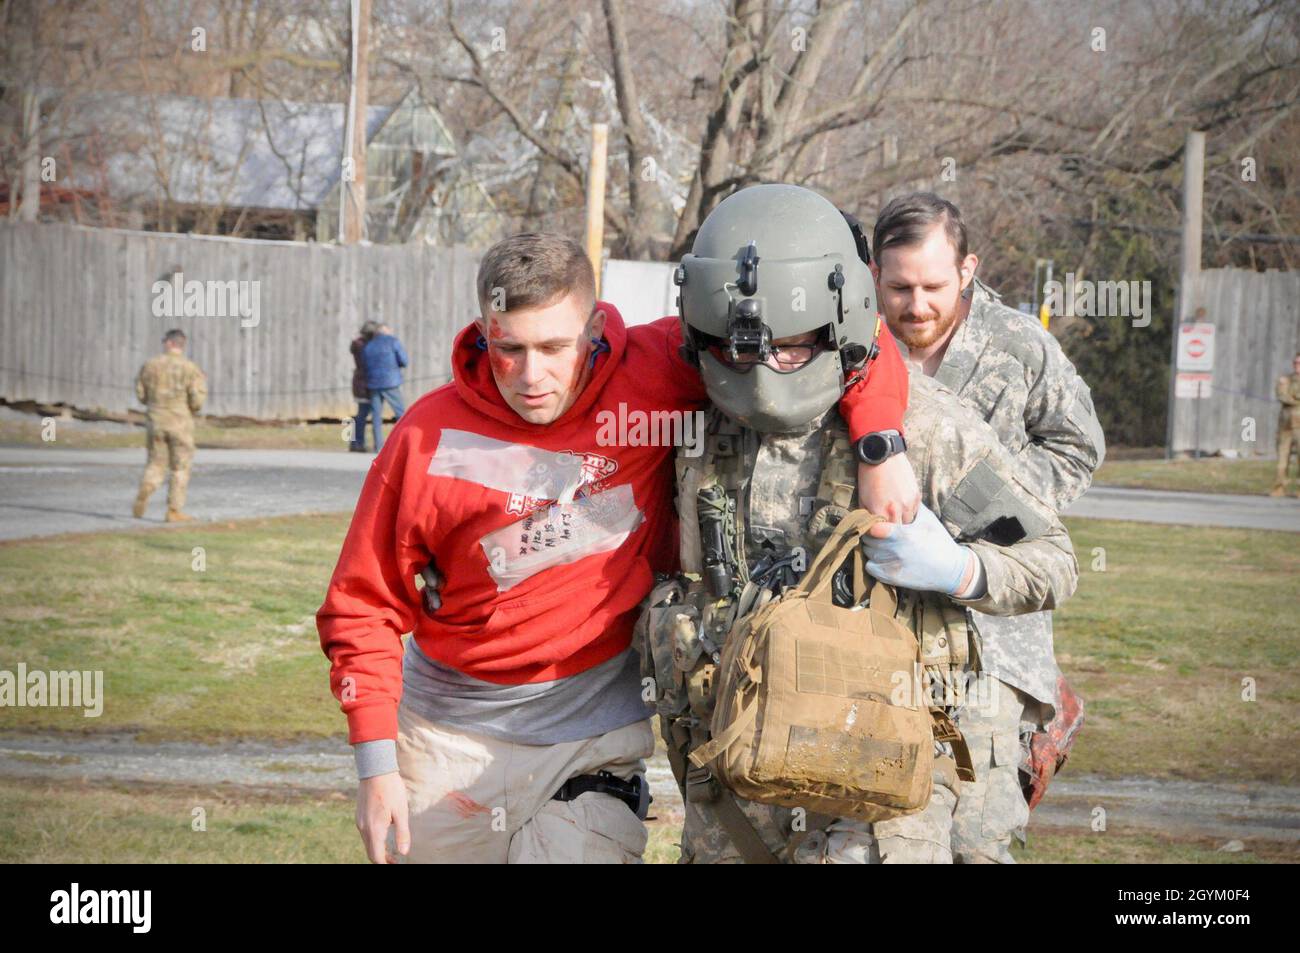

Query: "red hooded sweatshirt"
(317, 304), (909, 744)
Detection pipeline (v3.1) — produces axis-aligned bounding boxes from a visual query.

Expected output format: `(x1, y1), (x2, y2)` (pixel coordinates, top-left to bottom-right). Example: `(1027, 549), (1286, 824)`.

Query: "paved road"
(1065, 485), (1300, 532)
(0, 446), (370, 540)
(2, 445), (1299, 541)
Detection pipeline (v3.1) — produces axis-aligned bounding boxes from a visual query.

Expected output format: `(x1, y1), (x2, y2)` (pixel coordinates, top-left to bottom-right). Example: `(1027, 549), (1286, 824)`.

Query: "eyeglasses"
(701, 334), (824, 373)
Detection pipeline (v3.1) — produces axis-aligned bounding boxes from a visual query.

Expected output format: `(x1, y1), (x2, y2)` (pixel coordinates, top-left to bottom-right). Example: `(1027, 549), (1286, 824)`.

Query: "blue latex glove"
(860, 503), (972, 595)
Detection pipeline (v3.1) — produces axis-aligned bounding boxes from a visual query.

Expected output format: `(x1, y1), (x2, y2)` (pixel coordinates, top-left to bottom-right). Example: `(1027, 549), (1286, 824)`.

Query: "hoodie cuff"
(841, 394), (906, 444)
(345, 702), (400, 746)
(354, 739), (400, 780)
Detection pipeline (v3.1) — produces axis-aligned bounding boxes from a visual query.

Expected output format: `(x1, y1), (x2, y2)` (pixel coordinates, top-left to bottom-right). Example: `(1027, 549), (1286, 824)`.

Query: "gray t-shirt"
(401, 638), (651, 744)
(353, 639), (652, 778)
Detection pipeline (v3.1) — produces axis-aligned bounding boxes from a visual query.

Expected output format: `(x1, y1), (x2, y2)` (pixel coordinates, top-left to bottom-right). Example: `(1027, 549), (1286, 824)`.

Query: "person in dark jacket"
(362, 323), (409, 450)
(349, 322), (379, 452)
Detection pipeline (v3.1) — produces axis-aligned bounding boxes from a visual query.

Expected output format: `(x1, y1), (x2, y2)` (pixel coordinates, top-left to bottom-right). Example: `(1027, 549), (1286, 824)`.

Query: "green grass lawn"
(0, 779), (361, 864)
(1095, 457), (1285, 496)
(2, 780), (1288, 864)
(1054, 517), (1300, 783)
(0, 513), (349, 739)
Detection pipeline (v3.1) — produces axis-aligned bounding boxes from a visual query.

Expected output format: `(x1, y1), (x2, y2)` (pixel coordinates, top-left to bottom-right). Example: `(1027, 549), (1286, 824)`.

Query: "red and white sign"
(1175, 372), (1213, 399)
(1177, 323), (1216, 372)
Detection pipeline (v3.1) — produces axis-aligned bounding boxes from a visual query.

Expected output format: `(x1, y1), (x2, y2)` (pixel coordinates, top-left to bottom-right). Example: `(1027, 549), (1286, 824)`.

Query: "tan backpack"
(688, 509), (936, 822)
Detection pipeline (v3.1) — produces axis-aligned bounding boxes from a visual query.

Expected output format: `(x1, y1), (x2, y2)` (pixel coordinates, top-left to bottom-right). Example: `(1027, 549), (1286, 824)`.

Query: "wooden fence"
(1171, 267), (1300, 456)
(0, 222), (481, 419)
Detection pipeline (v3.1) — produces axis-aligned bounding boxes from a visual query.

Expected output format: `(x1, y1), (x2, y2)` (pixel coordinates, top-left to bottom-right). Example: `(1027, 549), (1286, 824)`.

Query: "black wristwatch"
(855, 430), (907, 465)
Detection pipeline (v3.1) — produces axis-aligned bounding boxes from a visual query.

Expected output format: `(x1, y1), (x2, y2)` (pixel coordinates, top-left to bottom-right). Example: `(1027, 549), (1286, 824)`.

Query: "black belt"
(553, 770), (652, 820)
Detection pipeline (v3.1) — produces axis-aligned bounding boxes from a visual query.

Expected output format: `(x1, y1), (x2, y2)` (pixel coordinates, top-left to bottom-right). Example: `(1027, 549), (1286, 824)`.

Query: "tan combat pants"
(138, 421), (195, 511)
(1274, 421), (1299, 494)
(394, 703), (655, 864)
(950, 677), (1032, 864)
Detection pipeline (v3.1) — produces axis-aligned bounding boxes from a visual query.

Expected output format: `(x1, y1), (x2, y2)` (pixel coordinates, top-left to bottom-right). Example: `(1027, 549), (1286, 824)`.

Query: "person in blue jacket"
(349, 321), (378, 452)
(362, 323), (408, 451)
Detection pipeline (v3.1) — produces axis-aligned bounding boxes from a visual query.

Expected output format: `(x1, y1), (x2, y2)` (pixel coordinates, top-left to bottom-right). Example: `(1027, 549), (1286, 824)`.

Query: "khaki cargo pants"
(393, 703), (655, 864)
(1275, 418), (1299, 492)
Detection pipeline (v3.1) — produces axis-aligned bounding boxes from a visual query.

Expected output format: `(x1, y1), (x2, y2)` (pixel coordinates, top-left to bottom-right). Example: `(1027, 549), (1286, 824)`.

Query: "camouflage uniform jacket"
(654, 375), (1078, 862)
(930, 277), (1106, 713)
(1277, 373), (1300, 432)
(136, 352), (208, 430)
(737, 374), (1077, 619)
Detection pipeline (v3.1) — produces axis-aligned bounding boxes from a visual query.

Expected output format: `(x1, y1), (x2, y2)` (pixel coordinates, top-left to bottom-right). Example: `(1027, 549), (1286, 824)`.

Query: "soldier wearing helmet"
(642, 184), (1079, 863)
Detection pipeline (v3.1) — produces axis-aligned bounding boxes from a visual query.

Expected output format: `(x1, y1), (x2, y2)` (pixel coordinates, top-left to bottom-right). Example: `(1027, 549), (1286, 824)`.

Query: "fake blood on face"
(481, 313), (594, 420)
(485, 318), (522, 385)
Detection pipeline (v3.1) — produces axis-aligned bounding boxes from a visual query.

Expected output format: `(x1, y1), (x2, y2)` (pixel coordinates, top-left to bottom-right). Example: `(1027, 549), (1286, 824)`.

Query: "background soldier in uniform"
(1271, 352), (1300, 497)
(872, 192), (1106, 862)
(133, 328), (207, 522)
(646, 185), (1079, 863)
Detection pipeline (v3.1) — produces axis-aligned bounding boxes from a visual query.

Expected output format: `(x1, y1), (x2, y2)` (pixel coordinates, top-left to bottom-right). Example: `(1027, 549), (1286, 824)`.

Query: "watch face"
(863, 434), (889, 463)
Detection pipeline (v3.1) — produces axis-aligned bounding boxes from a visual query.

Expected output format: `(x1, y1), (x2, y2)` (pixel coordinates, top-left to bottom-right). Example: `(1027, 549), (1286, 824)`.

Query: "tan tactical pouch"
(689, 510), (934, 822)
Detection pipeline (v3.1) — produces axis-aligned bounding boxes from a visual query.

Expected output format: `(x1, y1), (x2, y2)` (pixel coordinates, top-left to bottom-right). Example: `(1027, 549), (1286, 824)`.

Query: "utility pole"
(14, 0), (43, 223)
(585, 123), (608, 296)
(1165, 130), (1205, 459)
(340, 0), (371, 244)
(19, 89), (41, 222)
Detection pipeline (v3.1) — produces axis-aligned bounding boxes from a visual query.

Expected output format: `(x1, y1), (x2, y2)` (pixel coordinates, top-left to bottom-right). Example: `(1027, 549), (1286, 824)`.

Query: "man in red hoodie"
(317, 231), (914, 863)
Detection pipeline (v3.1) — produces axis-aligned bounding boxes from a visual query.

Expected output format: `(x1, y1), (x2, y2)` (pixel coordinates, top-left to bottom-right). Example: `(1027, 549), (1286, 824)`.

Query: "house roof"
(55, 90), (449, 212)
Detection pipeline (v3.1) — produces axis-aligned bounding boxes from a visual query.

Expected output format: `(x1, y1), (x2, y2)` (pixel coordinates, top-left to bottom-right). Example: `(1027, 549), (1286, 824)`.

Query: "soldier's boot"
(132, 489), (150, 518)
(1270, 483), (1286, 497)
(165, 508), (194, 523)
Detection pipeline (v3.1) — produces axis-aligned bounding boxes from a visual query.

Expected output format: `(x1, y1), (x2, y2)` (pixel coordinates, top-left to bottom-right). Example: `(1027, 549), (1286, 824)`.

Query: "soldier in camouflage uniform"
(133, 329), (208, 522)
(643, 185), (1079, 864)
(872, 192), (1106, 862)
(661, 372), (1079, 863)
(1271, 353), (1300, 497)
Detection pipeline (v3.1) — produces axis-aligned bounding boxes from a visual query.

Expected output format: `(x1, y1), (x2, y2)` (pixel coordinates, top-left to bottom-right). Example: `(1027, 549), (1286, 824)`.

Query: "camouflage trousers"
(679, 767), (959, 864)
(1275, 424), (1299, 491)
(950, 677), (1031, 864)
(138, 422), (195, 511)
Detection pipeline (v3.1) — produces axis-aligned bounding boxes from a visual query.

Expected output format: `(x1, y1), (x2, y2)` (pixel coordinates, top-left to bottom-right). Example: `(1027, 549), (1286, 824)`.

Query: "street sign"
(1177, 323), (1216, 371)
(1175, 371), (1213, 399)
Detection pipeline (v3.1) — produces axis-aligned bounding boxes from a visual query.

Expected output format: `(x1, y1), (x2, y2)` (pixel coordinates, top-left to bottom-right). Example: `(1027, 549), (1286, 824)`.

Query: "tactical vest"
(637, 408), (976, 860)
